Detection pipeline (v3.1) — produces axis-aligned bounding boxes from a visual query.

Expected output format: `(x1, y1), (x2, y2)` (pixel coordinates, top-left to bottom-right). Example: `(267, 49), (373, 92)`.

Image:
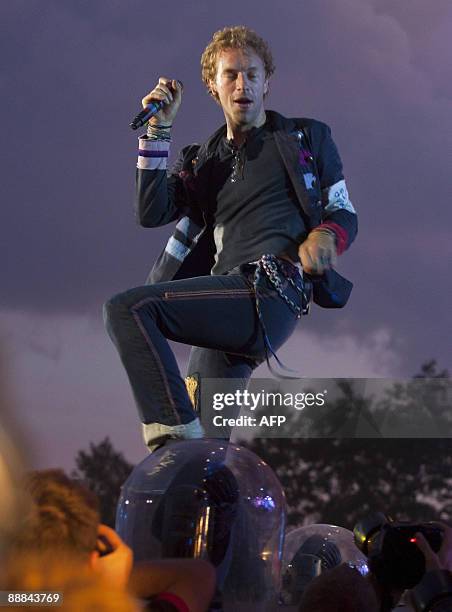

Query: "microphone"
(129, 80), (183, 131)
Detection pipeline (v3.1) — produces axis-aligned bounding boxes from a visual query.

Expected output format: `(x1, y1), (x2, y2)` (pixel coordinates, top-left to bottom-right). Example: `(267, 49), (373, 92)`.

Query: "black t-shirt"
(210, 120), (308, 275)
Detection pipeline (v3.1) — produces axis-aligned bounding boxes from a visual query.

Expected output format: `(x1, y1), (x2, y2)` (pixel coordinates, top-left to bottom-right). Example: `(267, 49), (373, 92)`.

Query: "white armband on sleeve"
(137, 137), (170, 170)
(322, 179), (356, 214)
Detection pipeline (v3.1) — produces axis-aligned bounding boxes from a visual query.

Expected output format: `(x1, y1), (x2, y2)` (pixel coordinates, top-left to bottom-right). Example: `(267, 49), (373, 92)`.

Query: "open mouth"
(234, 97), (253, 108)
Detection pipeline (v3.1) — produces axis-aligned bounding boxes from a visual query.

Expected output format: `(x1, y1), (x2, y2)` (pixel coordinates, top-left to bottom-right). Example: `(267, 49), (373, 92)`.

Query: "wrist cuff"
(137, 136), (170, 170)
(313, 222), (349, 255)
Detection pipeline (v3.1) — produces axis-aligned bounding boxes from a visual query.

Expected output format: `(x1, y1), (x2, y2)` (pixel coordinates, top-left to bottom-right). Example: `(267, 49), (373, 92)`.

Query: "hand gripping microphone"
(129, 80), (183, 131)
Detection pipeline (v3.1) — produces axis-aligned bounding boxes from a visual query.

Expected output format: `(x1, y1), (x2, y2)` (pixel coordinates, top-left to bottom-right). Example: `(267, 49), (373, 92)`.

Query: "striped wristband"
(137, 136), (170, 170)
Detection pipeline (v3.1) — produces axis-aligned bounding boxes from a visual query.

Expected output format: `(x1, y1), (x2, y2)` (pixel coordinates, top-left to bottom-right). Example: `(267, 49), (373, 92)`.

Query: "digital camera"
(354, 512), (443, 589)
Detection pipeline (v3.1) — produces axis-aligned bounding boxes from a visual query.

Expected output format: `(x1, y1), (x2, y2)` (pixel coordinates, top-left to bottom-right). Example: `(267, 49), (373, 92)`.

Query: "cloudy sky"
(1, 0), (451, 470)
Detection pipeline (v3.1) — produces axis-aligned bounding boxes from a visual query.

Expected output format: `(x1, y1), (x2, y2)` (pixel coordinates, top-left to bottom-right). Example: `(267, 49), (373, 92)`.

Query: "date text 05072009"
(0, 592), (62, 607)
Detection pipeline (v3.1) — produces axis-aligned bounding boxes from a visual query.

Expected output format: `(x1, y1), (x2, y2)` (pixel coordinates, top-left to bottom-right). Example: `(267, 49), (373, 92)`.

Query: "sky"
(1, 0), (451, 470)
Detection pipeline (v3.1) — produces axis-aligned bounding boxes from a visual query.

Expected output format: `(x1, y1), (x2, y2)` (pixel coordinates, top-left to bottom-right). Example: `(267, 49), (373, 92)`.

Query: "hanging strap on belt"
(252, 254), (311, 378)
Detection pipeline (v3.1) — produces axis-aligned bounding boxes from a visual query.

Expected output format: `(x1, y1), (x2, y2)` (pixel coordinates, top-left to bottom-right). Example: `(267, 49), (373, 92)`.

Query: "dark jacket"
(136, 110), (357, 307)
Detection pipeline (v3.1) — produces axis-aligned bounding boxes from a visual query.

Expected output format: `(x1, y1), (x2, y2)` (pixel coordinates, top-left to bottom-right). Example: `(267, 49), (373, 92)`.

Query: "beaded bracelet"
(147, 123), (172, 142)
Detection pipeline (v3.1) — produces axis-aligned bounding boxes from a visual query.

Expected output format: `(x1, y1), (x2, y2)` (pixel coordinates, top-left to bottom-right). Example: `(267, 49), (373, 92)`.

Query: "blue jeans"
(104, 260), (306, 443)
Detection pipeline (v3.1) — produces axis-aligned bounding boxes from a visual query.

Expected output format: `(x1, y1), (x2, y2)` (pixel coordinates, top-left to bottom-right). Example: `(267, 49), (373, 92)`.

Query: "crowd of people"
(2, 423), (452, 611)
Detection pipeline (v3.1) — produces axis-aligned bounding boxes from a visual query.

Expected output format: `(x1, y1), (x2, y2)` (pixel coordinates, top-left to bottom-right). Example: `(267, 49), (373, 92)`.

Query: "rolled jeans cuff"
(142, 417), (205, 451)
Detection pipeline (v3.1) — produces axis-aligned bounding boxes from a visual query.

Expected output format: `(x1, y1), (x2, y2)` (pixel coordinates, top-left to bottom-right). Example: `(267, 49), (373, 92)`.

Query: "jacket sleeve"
(310, 121), (358, 254)
(135, 136), (199, 228)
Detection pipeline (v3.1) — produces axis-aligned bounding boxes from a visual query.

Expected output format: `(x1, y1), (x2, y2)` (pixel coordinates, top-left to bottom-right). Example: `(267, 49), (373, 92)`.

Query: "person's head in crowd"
(10, 469), (133, 589)
(9, 469), (215, 610)
(12, 469), (100, 562)
(298, 563), (380, 612)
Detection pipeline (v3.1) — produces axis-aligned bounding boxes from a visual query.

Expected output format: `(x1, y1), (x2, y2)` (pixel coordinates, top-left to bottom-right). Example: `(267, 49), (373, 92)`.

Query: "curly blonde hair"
(201, 26), (275, 102)
(13, 469), (100, 557)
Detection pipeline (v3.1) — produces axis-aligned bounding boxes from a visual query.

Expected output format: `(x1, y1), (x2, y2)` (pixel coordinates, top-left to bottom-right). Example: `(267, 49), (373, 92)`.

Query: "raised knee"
(103, 292), (127, 327)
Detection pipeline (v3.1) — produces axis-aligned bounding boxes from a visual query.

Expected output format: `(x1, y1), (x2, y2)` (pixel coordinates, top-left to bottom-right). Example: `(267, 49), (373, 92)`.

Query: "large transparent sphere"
(280, 523), (369, 606)
(116, 439), (285, 611)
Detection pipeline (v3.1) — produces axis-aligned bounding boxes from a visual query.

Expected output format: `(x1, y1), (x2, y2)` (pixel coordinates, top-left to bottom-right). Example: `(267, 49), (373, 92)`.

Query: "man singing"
(104, 26), (357, 451)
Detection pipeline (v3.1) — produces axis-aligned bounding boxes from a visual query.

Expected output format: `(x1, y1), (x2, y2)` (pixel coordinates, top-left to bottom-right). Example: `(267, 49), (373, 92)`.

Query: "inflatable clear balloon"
(280, 523), (369, 606)
(116, 439), (286, 611)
